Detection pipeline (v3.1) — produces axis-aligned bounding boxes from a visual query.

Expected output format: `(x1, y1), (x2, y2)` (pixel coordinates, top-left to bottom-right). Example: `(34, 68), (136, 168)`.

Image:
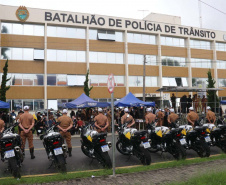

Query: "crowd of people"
(171, 93), (209, 113)
(0, 102), (218, 160)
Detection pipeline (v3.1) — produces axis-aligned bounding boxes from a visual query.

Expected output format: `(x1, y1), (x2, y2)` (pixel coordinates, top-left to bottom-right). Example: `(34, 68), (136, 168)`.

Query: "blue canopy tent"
(220, 100), (226, 105)
(114, 92), (155, 107)
(0, 100), (10, 109)
(66, 93), (110, 108)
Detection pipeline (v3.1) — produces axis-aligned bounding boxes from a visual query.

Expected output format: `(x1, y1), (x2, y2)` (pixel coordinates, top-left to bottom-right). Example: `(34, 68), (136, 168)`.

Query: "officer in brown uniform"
(19, 106), (35, 159)
(0, 118), (5, 134)
(121, 108), (135, 127)
(168, 109), (179, 128)
(145, 108), (156, 125)
(57, 109), (73, 157)
(187, 107), (199, 127)
(157, 109), (164, 126)
(94, 108), (109, 133)
(206, 106), (216, 124)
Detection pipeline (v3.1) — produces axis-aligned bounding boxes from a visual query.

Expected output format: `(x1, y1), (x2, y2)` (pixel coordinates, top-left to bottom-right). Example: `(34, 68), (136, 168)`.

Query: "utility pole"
(143, 55), (146, 119)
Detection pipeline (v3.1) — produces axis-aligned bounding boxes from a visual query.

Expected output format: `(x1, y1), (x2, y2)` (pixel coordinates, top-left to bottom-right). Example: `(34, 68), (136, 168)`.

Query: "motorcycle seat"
(134, 130), (147, 136)
(218, 125), (226, 130)
(92, 133), (107, 139)
(170, 128), (180, 133)
(194, 126), (204, 131)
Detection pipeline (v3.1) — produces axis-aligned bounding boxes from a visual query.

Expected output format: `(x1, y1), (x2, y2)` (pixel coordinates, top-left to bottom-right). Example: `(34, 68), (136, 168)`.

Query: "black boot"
(68, 148), (72, 157)
(30, 148), (35, 159)
(22, 148), (25, 156)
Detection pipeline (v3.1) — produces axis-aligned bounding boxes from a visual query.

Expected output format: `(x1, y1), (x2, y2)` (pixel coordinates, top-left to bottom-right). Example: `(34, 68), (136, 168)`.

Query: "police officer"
(0, 117), (5, 134)
(145, 108), (156, 125)
(121, 108), (135, 127)
(157, 109), (164, 126)
(57, 109), (73, 157)
(168, 109), (179, 128)
(206, 106), (216, 124)
(19, 106), (35, 159)
(187, 107), (199, 127)
(94, 108), (109, 133)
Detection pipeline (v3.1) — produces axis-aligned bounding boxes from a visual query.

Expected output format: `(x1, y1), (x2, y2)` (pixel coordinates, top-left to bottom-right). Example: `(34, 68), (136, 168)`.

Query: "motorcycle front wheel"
(116, 140), (130, 155)
(98, 151), (112, 169)
(194, 140), (210, 158)
(81, 144), (95, 158)
(136, 147), (151, 165)
(169, 142), (186, 160)
(55, 154), (67, 173)
(8, 157), (21, 179)
(220, 139), (226, 153)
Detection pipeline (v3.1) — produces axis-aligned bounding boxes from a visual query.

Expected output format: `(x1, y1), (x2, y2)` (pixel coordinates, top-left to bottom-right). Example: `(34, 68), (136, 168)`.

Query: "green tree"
(83, 69), (93, 97)
(206, 70), (219, 110)
(0, 59), (11, 102)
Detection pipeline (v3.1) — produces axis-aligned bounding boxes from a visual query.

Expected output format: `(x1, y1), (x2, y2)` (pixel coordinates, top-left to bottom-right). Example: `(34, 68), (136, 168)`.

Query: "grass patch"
(170, 169), (226, 185)
(1, 154), (226, 185)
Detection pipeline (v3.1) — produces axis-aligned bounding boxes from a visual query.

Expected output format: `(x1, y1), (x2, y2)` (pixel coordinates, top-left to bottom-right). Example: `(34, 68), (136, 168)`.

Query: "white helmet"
(98, 108), (103, 112)
(207, 106), (211, 110)
(124, 108), (129, 112)
(189, 107), (194, 111)
(62, 109), (68, 114)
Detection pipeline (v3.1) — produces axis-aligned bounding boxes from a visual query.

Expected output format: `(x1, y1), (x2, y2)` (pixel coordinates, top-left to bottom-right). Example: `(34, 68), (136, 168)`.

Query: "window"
(127, 33), (155, 44)
(216, 42), (226, 51)
(34, 99), (44, 110)
(128, 76), (158, 87)
(90, 75), (125, 86)
(12, 100), (22, 111)
(34, 49), (44, 60)
(128, 54), (157, 65)
(192, 78), (207, 87)
(219, 79), (226, 87)
(191, 58), (212, 68)
(47, 26), (85, 39)
(89, 52), (124, 64)
(190, 39), (211, 50)
(67, 75), (82, 86)
(161, 36), (185, 47)
(1, 22), (44, 36)
(162, 77), (188, 87)
(5, 74), (43, 86)
(1, 47), (43, 61)
(47, 75), (56, 86)
(47, 50), (86, 62)
(23, 100), (34, 111)
(57, 75), (67, 86)
(89, 29), (123, 42)
(161, 56), (186, 67)
(217, 60), (226, 69)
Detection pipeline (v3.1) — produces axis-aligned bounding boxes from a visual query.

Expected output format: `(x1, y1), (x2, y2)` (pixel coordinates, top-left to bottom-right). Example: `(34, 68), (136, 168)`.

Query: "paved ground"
(30, 159), (226, 185)
(0, 135), (222, 177)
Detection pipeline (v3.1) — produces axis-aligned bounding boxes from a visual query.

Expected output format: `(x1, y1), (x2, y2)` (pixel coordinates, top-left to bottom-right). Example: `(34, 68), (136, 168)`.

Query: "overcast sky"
(0, 0), (226, 31)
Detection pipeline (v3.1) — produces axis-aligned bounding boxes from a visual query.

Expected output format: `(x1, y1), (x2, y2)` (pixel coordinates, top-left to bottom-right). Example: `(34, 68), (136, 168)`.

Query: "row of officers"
(0, 105), (216, 160)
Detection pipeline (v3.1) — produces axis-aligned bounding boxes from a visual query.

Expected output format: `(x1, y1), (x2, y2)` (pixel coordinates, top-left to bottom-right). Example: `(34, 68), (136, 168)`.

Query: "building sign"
(45, 12), (216, 39)
(16, 6), (29, 22)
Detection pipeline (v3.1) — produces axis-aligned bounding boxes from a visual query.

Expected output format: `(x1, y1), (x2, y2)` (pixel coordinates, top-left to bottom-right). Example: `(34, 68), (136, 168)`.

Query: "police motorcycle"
(116, 119), (151, 165)
(0, 123), (24, 179)
(80, 123), (112, 168)
(202, 122), (226, 153)
(40, 122), (67, 173)
(179, 124), (210, 157)
(147, 123), (186, 160)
